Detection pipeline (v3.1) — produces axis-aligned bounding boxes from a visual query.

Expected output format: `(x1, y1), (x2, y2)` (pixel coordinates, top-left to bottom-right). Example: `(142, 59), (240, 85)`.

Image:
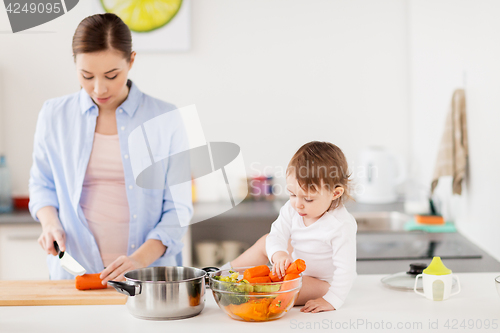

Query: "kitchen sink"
(352, 211), (411, 232)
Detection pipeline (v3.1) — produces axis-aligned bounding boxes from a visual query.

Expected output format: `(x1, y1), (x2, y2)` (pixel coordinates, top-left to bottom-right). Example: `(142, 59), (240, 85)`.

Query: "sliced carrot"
(246, 276), (272, 284)
(227, 298), (272, 321)
(269, 271), (284, 282)
(268, 273), (302, 314)
(75, 273), (107, 290)
(243, 265), (270, 281)
(285, 259), (306, 275)
(283, 273), (300, 281)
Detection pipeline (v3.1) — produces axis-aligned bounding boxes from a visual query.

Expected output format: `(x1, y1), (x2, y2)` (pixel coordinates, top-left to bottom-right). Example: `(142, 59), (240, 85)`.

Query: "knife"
(53, 241), (87, 276)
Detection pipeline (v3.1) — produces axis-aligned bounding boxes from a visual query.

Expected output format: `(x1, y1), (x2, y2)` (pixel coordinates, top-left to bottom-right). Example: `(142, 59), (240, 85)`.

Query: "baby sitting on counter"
(223, 141), (357, 312)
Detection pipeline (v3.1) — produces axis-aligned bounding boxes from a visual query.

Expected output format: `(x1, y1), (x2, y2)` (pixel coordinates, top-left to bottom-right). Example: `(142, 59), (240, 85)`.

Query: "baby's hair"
(287, 141), (352, 210)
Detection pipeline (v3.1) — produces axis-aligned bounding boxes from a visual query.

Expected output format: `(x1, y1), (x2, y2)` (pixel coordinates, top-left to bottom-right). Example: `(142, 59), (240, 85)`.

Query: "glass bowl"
(209, 266), (302, 322)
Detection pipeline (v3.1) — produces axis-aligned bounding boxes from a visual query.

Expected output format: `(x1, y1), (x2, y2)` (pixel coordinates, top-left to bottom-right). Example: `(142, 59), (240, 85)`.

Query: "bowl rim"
(209, 266), (302, 294)
(495, 275), (500, 283)
(209, 266), (302, 282)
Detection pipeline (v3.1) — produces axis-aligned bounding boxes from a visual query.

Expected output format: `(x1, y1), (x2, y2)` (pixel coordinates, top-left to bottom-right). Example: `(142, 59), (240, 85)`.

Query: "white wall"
(0, 0), (410, 196)
(409, 0), (500, 260)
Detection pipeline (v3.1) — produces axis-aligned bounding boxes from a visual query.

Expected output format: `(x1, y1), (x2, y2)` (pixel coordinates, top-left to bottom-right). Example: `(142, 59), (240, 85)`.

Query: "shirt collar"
(79, 79), (142, 117)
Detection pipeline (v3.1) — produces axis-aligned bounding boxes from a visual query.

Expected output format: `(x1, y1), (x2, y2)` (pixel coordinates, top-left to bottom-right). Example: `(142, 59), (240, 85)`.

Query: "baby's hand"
(271, 251), (293, 278)
(300, 298), (335, 313)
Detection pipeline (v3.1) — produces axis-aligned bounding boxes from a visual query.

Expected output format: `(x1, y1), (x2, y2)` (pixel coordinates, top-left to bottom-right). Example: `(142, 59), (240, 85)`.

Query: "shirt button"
(119, 109), (123, 113)
(124, 154), (129, 159)
(121, 126), (125, 131)
(128, 185), (133, 190)
(131, 244), (136, 249)
(133, 214), (137, 219)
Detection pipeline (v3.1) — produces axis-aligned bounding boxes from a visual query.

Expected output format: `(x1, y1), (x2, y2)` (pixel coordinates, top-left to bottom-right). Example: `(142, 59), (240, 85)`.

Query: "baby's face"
(286, 175), (340, 226)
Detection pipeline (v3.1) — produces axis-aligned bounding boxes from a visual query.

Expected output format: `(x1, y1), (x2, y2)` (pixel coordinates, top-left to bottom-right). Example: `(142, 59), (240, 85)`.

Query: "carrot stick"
(283, 273), (300, 281)
(269, 271), (284, 282)
(268, 273), (301, 314)
(75, 273), (107, 290)
(246, 276), (272, 284)
(227, 298), (272, 321)
(285, 259), (306, 275)
(243, 265), (270, 281)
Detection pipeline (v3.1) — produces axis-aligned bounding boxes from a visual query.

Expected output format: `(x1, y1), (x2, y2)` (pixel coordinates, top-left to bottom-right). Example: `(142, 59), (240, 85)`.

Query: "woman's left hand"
(300, 297), (335, 313)
(100, 255), (144, 285)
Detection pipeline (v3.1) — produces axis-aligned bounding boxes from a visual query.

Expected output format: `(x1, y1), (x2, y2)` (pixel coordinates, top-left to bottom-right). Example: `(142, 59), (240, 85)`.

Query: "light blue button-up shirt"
(29, 79), (193, 279)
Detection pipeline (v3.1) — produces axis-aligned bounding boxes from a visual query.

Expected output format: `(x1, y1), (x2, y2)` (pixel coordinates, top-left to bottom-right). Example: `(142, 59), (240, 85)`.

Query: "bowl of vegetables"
(209, 261), (305, 322)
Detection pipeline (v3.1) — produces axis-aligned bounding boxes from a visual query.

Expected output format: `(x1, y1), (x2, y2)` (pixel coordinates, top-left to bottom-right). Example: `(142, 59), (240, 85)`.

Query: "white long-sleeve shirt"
(266, 200), (357, 309)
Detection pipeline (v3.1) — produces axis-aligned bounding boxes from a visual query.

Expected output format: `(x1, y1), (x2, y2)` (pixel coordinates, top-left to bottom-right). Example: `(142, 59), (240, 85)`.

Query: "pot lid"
(423, 257), (452, 275)
(381, 263), (427, 291)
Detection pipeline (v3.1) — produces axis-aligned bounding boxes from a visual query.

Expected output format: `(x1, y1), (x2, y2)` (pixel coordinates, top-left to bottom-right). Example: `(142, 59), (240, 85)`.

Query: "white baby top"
(266, 200), (357, 309)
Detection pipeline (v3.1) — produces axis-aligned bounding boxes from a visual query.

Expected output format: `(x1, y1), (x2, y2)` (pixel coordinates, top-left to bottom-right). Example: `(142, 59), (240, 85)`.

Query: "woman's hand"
(99, 239), (167, 285)
(100, 255), (143, 285)
(38, 220), (66, 256)
(271, 251), (293, 279)
(300, 297), (335, 313)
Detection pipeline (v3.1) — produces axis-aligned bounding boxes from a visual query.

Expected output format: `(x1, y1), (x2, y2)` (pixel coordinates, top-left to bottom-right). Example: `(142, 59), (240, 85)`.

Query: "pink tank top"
(80, 132), (130, 267)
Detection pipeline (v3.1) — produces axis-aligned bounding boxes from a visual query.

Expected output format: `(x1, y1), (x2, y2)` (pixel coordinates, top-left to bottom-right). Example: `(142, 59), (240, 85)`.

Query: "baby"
(228, 141), (357, 313)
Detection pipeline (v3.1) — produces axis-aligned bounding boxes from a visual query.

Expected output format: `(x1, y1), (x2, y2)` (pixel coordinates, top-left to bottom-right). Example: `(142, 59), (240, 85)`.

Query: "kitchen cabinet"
(190, 201), (278, 266)
(0, 224), (49, 280)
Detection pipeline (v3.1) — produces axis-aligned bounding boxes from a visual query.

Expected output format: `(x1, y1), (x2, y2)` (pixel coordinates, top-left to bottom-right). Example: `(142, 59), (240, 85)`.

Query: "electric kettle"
(356, 146), (405, 204)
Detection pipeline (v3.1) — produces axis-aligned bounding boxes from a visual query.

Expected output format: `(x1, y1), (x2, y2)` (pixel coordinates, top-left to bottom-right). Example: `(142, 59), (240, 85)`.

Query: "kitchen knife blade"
(53, 241), (86, 276)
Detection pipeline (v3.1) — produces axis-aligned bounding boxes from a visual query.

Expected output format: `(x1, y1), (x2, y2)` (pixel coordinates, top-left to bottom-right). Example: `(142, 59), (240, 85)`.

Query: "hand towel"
(431, 89), (468, 195)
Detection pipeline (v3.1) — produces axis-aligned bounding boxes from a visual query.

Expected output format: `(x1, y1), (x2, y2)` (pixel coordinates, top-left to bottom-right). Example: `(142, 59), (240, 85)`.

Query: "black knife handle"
(53, 241), (64, 259)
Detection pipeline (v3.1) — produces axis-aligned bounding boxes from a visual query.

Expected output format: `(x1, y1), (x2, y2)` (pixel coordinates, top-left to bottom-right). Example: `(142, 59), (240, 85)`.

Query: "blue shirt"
(29, 79), (193, 279)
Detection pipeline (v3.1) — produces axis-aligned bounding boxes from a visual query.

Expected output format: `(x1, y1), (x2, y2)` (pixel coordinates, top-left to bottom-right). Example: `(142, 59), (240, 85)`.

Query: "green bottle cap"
(423, 257), (452, 275)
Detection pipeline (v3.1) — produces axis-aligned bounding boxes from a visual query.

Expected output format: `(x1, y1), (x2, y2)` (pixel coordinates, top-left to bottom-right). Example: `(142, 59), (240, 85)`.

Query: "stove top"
(356, 232), (483, 261)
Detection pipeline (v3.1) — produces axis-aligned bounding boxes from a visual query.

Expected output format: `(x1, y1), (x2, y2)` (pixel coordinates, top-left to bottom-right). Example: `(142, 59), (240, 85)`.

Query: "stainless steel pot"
(108, 266), (218, 320)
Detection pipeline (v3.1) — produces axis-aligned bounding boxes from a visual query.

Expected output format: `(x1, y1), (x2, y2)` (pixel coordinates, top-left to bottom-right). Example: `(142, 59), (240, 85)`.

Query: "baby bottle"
(414, 257), (461, 301)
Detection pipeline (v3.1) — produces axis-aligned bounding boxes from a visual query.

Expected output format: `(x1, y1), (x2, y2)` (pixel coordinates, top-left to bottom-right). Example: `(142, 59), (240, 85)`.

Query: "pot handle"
(201, 266), (220, 288)
(108, 281), (141, 297)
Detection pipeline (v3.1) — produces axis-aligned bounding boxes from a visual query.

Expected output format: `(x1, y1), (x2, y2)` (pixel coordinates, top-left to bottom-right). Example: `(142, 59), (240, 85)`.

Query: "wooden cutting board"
(0, 280), (127, 306)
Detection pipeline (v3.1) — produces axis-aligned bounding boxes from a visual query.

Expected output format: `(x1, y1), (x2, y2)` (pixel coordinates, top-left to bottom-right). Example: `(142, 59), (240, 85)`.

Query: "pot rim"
(124, 266), (208, 284)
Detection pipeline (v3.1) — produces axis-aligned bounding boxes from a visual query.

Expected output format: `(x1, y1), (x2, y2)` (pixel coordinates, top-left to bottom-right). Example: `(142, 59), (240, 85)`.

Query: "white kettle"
(355, 146), (405, 204)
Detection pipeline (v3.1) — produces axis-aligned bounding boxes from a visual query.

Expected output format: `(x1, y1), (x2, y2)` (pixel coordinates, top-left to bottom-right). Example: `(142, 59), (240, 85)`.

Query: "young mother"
(29, 13), (192, 283)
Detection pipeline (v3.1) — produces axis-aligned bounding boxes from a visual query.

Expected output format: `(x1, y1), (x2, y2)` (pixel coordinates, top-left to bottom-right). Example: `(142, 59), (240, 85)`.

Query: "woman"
(29, 13), (192, 283)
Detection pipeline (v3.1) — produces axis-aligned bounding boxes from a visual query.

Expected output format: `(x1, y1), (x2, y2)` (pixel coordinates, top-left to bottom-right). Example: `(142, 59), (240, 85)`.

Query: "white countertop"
(1, 273), (499, 333)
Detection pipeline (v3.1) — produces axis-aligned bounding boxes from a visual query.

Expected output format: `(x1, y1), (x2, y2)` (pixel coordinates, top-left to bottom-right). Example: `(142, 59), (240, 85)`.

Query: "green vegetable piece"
(253, 284), (281, 293)
(236, 283), (254, 293)
(215, 280), (250, 306)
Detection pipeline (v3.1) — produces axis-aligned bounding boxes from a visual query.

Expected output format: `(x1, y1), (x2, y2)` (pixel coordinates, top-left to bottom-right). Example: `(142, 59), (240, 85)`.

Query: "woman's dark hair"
(72, 13), (132, 62)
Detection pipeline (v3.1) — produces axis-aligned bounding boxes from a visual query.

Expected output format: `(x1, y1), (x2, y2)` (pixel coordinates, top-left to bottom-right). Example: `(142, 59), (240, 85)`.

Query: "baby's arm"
(266, 202), (294, 274)
(321, 228), (357, 310)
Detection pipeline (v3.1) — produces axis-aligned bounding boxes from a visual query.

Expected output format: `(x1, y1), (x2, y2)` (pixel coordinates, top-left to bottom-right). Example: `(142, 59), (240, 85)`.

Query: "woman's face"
(75, 49), (135, 110)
